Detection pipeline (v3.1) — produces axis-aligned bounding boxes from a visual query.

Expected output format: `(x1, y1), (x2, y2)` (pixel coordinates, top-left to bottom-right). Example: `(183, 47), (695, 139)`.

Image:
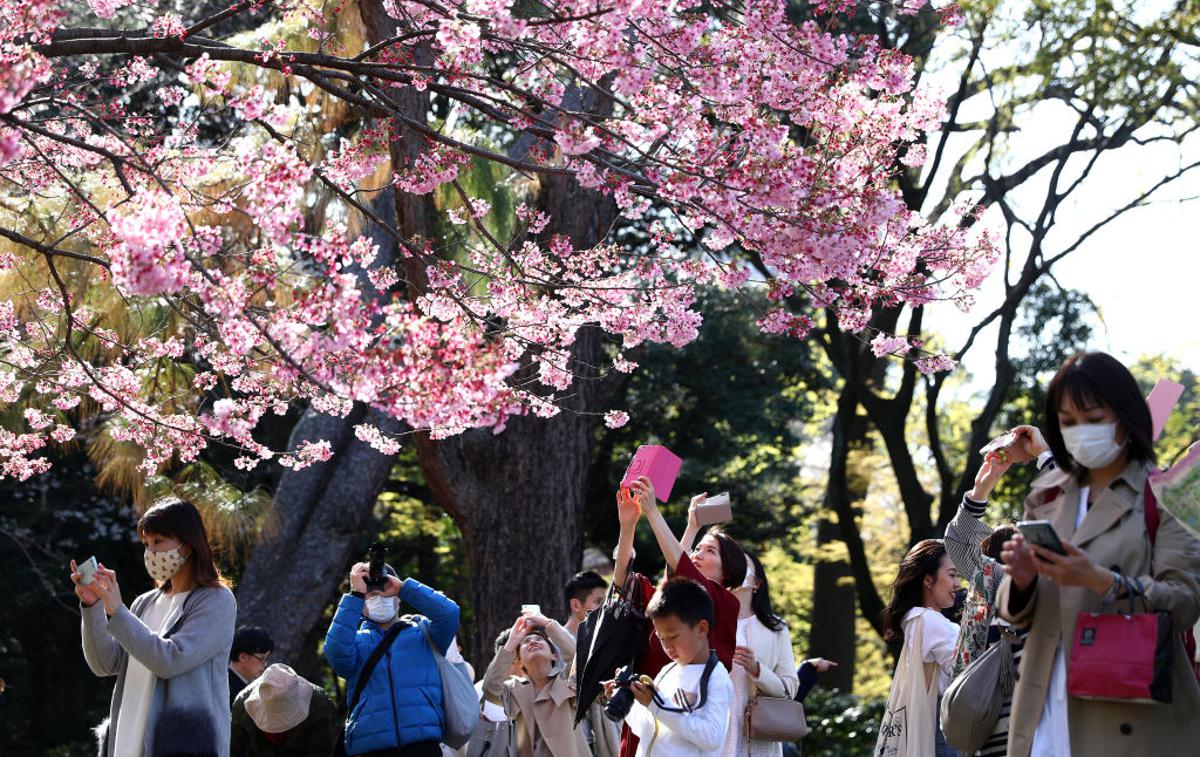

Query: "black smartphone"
(1016, 520), (1068, 556)
(366, 544), (387, 590)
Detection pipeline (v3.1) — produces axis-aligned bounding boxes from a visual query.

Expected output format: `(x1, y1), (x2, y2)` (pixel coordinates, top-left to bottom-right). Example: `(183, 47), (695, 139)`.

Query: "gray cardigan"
(81, 584), (237, 757)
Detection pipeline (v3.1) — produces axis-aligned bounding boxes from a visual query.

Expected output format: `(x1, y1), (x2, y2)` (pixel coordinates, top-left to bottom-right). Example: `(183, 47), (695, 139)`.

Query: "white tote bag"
(874, 615), (940, 757)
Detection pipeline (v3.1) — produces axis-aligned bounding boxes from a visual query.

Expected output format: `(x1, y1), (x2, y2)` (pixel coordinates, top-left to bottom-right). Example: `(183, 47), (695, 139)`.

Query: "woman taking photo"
(997, 351), (1200, 756)
(71, 497), (237, 757)
(874, 539), (961, 757)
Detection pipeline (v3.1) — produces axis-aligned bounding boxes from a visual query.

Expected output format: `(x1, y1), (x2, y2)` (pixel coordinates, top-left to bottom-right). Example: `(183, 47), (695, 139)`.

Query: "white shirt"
(113, 591), (190, 757)
(626, 656), (734, 757)
(901, 607), (959, 694)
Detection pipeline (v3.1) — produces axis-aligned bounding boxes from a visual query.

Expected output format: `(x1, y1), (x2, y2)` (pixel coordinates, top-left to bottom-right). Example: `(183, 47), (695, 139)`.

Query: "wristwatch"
(1100, 571), (1123, 603)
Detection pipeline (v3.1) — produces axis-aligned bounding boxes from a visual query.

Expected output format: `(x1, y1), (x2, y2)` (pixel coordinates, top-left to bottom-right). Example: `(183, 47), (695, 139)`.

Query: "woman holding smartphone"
(71, 497), (236, 757)
(997, 351), (1200, 756)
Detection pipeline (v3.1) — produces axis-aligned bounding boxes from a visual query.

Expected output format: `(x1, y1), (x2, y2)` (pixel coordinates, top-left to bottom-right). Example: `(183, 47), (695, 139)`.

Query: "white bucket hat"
(244, 663), (312, 734)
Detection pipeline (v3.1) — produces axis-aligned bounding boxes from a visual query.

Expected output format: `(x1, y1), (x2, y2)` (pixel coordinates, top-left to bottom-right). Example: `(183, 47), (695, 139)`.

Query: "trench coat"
(996, 459), (1200, 756)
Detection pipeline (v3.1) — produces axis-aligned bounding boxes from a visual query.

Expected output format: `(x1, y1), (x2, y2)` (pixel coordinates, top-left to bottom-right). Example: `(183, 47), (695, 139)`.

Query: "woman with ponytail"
(71, 497), (236, 757)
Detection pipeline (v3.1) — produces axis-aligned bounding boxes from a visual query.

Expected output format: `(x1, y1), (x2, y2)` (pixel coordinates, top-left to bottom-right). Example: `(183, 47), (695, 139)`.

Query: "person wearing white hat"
(231, 663), (336, 756)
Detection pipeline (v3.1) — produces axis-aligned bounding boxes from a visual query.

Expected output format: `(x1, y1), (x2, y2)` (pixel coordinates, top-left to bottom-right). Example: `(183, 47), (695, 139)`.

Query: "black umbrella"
(573, 573), (650, 725)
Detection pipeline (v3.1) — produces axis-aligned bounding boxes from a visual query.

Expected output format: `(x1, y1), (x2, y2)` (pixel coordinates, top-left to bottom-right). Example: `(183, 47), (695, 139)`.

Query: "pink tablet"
(621, 445), (683, 502)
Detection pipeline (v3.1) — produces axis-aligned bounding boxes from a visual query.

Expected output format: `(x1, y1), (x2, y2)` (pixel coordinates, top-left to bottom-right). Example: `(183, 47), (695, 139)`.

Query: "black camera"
(365, 544), (388, 591)
(603, 668), (642, 723)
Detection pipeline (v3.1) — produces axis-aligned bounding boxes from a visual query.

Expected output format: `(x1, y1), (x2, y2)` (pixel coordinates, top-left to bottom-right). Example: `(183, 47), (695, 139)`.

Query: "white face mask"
(144, 546), (188, 583)
(1062, 421), (1124, 469)
(365, 596), (398, 623)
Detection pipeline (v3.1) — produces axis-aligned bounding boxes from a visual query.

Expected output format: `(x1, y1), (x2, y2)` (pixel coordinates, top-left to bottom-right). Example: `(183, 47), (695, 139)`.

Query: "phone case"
(78, 557), (98, 585)
(1146, 379), (1185, 441)
(620, 445), (683, 502)
(980, 431), (1019, 455)
(695, 499), (732, 527)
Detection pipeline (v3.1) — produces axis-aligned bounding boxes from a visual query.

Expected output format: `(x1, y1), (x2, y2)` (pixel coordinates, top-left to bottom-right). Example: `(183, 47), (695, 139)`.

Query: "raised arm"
(483, 616), (526, 705)
(106, 586), (237, 679)
(950, 453), (1012, 562)
(613, 486), (641, 588)
(632, 476), (684, 573)
(397, 577), (460, 654)
(679, 493), (707, 553)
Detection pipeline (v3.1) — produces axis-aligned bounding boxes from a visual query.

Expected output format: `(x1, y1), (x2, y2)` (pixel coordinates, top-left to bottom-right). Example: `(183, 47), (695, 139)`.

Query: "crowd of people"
(66, 351), (1200, 757)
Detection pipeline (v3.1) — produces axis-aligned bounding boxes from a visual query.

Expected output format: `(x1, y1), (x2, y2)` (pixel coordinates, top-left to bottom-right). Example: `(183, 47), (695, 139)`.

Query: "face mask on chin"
(1062, 421), (1124, 470)
(365, 596), (398, 623)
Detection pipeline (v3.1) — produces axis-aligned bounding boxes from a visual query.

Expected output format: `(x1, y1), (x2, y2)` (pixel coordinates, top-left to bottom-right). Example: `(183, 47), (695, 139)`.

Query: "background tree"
(805, 0), (1200, 684)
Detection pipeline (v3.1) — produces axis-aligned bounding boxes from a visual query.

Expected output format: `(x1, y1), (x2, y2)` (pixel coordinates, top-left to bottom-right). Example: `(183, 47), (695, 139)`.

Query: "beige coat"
(482, 621), (589, 757)
(997, 460), (1200, 757)
(726, 616), (800, 757)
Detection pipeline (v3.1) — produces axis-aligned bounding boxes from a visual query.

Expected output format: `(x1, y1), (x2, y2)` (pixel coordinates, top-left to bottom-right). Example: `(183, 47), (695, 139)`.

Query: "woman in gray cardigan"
(71, 497), (237, 757)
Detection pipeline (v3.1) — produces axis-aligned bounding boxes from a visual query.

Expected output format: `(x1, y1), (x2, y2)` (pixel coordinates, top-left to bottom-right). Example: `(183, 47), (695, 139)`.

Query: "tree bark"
(807, 517), (858, 691)
(235, 404), (403, 671)
(416, 161), (618, 666)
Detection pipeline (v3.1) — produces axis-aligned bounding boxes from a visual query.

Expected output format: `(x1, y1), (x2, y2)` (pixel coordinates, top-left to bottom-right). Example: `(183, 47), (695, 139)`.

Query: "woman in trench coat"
(997, 351), (1200, 757)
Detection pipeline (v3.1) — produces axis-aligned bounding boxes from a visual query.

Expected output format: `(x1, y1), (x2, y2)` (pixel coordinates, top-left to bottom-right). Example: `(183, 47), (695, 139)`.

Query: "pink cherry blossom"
(870, 333), (911, 357)
(604, 410), (630, 429)
(0, 0), (997, 478)
(107, 191), (190, 297)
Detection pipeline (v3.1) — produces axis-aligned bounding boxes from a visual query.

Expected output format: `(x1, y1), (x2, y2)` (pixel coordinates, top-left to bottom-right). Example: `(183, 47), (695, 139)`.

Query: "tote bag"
(874, 615), (940, 757)
(419, 623), (480, 749)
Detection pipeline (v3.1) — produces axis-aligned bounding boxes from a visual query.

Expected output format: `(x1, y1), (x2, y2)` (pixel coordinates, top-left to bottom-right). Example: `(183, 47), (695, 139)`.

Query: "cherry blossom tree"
(2, 0), (992, 475)
(1, 0), (993, 659)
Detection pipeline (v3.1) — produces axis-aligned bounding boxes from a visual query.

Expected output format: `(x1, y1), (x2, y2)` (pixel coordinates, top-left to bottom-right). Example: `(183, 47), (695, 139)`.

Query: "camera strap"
(346, 620), (407, 714)
(651, 651), (720, 713)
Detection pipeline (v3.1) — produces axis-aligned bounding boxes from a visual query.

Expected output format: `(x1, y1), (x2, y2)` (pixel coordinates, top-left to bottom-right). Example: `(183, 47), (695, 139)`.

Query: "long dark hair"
(880, 539), (947, 643)
(1044, 351), (1155, 483)
(137, 497), (225, 590)
(705, 526), (747, 590)
(746, 552), (786, 632)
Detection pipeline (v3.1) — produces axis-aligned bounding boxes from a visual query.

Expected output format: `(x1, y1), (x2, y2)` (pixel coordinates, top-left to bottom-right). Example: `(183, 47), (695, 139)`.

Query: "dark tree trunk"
(416, 155), (618, 666)
(807, 517), (858, 691)
(415, 336), (602, 666)
(235, 405), (402, 672)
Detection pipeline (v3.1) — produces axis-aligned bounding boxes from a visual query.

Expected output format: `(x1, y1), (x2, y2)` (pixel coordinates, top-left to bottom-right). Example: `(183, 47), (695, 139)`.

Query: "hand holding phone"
(1016, 520), (1068, 556)
(77, 556), (98, 585)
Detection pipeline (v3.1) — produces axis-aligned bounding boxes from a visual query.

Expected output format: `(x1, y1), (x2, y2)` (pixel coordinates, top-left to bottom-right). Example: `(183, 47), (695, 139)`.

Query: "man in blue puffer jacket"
(325, 560), (460, 757)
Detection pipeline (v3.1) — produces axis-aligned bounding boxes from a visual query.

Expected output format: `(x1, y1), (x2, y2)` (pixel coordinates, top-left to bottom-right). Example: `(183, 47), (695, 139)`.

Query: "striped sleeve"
(945, 494), (994, 577)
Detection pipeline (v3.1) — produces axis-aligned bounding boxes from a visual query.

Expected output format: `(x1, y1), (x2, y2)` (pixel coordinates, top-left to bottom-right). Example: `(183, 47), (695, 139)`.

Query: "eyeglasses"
(252, 652), (271, 664)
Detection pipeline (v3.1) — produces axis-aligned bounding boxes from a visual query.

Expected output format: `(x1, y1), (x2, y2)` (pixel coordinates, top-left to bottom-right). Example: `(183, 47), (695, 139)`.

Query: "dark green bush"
(796, 688), (886, 756)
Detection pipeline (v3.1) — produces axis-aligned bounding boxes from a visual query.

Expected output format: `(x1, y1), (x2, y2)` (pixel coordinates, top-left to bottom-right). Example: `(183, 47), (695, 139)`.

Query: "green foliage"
(798, 686), (886, 757)
(585, 286), (832, 571)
